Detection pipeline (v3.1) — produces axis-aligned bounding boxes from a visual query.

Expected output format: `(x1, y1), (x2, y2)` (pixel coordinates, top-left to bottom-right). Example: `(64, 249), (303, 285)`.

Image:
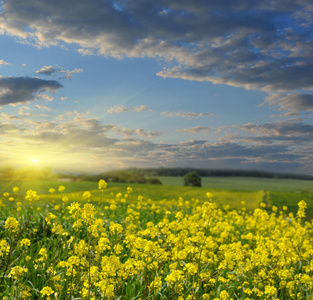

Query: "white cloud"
(178, 126), (211, 133)
(36, 65), (83, 79)
(35, 104), (54, 112)
(36, 66), (56, 75)
(0, 59), (9, 65)
(106, 105), (152, 114)
(161, 110), (214, 119)
(136, 128), (162, 137)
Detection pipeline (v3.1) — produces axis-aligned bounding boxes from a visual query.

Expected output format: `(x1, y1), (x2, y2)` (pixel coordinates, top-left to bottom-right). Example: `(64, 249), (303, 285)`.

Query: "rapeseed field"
(0, 180), (312, 299)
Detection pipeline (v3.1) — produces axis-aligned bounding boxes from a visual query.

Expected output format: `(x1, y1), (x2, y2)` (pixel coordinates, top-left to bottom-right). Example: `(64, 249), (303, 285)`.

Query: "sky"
(0, 0), (313, 175)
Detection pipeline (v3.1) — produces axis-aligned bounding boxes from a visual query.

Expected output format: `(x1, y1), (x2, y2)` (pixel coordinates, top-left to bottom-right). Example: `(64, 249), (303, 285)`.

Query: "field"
(0, 177), (313, 299)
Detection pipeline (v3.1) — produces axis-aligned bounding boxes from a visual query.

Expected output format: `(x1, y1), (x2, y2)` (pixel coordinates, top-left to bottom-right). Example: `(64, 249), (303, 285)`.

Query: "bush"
(146, 178), (162, 185)
(183, 171), (202, 187)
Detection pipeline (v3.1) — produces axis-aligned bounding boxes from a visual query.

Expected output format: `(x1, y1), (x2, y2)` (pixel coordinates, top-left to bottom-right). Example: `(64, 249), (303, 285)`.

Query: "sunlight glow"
(32, 159), (39, 163)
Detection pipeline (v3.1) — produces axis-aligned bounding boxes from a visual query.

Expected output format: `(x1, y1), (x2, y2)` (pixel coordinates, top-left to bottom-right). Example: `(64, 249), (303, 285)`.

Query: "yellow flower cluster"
(0, 182), (312, 299)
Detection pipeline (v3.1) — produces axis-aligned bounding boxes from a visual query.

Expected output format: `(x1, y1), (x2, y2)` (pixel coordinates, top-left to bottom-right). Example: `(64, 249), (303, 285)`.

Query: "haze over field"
(0, 0), (312, 174)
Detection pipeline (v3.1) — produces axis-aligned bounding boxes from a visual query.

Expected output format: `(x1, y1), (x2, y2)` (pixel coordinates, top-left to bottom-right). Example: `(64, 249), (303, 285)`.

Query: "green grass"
(155, 176), (313, 192)
(1, 176), (313, 218)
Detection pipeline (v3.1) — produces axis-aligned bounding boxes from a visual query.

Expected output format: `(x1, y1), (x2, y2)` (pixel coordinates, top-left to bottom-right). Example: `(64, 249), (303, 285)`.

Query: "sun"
(32, 159), (39, 163)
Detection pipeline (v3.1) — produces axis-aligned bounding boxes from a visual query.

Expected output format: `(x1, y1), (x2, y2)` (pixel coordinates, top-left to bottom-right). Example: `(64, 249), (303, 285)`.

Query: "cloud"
(35, 104), (54, 112)
(0, 59), (9, 65)
(1, 0), (312, 100)
(232, 120), (313, 146)
(0, 76), (63, 106)
(36, 66), (57, 75)
(1, 106), (312, 173)
(0, 121), (23, 134)
(106, 105), (152, 114)
(36, 65), (83, 79)
(178, 126), (211, 133)
(161, 111), (214, 119)
(264, 93), (313, 113)
(136, 128), (162, 137)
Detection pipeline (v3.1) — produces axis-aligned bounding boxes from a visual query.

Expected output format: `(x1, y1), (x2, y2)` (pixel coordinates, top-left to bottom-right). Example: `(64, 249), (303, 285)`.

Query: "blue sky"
(0, 0), (312, 174)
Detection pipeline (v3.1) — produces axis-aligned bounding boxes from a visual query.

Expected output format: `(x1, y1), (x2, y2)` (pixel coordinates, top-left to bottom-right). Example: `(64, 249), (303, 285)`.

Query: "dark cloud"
(1, 0), (312, 98)
(0, 77), (63, 105)
(265, 93), (313, 113)
(233, 120), (313, 146)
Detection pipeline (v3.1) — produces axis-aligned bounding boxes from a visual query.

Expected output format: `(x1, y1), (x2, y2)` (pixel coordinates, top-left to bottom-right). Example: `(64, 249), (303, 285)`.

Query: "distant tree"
(146, 178), (162, 185)
(183, 171), (202, 187)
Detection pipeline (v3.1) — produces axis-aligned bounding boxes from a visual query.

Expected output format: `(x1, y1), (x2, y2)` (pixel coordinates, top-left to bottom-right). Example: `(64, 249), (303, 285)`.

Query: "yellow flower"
(264, 285), (277, 296)
(58, 185), (66, 193)
(8, 266), (28, 280)
(0, 239), (10, 257)
(12, 186), (19, 194)
(82, 191), (91, 200)
(49, 188), (55, 194)
(40, 286), (54, 297)
(5, 217), (19, 233)
(20, 239), (31, 247)
(98, 179), (107, 190)
(25, 190), (39, 203)
(206, 192), (213, 199)
(220, 290), (230, 300)
(297, 200), (307, 218)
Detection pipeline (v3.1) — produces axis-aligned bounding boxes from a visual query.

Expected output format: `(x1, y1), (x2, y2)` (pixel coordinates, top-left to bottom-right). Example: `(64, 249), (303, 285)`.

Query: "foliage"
(0, 181), (312, 299)
(113, 167), (313, 181)
(183, 171), (202, 187)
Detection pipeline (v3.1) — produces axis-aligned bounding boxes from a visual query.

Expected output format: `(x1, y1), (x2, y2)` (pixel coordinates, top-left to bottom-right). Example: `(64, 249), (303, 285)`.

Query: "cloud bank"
(1, 0), (313, 112)
(0, 77), (63, 106)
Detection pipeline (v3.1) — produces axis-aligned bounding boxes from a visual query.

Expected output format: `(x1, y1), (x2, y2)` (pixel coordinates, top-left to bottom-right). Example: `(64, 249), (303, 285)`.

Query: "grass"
(1, 176), (313, 218)
(155, 176), (313, 192)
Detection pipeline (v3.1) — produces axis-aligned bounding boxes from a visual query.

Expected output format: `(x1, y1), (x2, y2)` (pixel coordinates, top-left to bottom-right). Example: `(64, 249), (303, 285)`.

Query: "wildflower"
(25, 190), (39, 204)
(206, 192), (213, 199)
(8, 266), (28, 280)
(5, 217), (19, 233)
(82, 203), (96, 224)
(264, 285), (277, 297)
(12, 186), (19, 194)
(40, 286), (54, 298)
(150, 276), (162, 294)
(58, 185), (66, 193)
(297, 200), (307, 218)
(49, 188), (55, 194)
(20, 239), (31, 247)
(219, 290), (230, 300)
(82, 191), (91, 201)
(98, 179), (107, 191)
(62, 196), (69, 203)
(39, 248), (48, 260)
(0, 239), (10, 257)
(3, 192), (10, 197)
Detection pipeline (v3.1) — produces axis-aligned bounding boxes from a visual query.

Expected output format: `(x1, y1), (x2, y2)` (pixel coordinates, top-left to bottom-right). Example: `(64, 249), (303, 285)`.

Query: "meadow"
(0, 177), (313, 299)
